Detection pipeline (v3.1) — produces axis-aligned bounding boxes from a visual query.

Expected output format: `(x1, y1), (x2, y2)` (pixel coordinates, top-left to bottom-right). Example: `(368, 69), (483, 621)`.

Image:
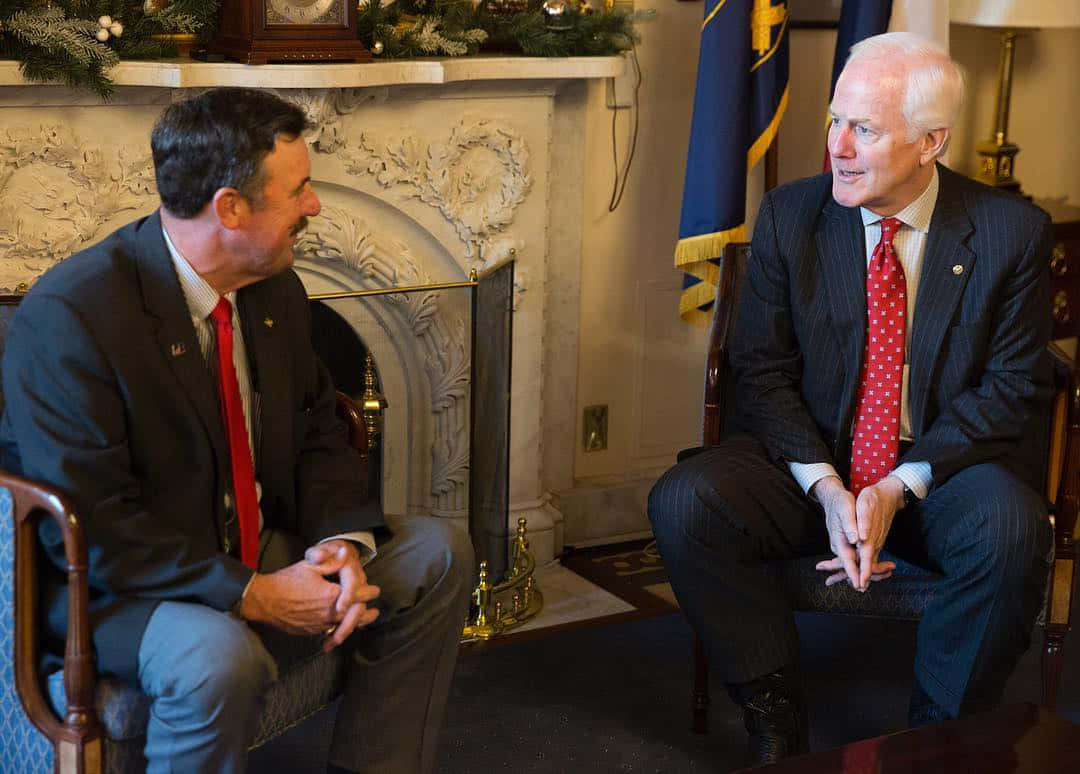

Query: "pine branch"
(6, 8), (120, 69)
(20, 48), (112, 99)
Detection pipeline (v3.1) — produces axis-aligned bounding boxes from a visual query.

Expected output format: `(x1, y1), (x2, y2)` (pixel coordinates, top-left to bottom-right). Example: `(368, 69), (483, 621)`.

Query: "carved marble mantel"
(0, 56), (622, 563)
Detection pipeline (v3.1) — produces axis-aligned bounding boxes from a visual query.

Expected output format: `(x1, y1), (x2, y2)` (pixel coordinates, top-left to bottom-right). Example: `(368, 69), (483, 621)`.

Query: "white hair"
(846, 31), (966, 155)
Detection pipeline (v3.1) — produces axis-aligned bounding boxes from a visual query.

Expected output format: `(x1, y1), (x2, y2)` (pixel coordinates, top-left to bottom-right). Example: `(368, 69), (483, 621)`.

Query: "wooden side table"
(735, 703), (1080, 773)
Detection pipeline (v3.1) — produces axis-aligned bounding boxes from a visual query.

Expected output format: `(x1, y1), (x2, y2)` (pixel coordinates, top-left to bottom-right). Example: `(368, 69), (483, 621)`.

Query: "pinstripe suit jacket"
(731, 164), (1053, 495)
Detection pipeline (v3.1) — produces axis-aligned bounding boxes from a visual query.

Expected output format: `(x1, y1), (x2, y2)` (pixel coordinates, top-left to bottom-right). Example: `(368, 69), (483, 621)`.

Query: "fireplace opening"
(310, 300), (383, 500)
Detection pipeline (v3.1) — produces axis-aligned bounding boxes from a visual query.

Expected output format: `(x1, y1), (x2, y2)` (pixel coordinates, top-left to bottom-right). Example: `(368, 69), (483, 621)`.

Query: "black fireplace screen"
(469, 261), (513, 581)
(309, 259), (514, 580)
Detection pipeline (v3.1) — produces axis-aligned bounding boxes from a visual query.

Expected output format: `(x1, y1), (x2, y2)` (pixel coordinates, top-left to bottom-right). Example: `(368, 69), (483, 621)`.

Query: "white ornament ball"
(95, 28), (110, 42)
(371, 40), (384, 55)
(109, 22), (124, 37)
(98, 15), (112, 28)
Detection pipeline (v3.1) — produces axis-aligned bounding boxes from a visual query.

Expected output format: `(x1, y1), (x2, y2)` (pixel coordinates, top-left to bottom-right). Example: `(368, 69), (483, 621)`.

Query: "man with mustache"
(649, 33), (1053, 767)
(0, 87), (473, 773)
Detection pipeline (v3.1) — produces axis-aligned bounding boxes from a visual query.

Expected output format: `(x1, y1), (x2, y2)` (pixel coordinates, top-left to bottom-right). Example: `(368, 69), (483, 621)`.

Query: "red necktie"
(211, 298), (259, 569)
(850, 217), (906, 495)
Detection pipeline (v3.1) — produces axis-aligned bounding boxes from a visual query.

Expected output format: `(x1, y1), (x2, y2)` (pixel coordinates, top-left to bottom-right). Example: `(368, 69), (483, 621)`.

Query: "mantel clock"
(210, 0), (372, 64)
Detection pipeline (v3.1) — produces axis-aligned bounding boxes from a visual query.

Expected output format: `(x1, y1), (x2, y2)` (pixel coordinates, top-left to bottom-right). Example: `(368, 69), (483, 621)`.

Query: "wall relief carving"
(297, 204), (470, 512)
(339, 119), (531, 272)
(0, 124), (156, 292)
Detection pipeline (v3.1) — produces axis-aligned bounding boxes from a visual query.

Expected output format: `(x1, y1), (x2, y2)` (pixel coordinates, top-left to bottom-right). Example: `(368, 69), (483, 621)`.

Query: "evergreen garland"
(0, 0), (646, 98)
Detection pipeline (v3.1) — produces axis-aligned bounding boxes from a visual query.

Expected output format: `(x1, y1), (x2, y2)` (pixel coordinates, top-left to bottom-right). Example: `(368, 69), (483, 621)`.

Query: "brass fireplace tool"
(462, 518), (543, 640)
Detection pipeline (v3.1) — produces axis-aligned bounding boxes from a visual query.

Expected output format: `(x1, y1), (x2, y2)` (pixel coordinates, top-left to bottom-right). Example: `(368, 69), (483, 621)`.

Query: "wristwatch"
(901, 482), (919, 508)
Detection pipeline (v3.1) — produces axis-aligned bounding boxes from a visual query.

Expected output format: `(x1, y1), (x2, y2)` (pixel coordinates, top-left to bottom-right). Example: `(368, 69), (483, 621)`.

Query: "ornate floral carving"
(339, 119), (531, 271)
(0, 124), (156, 292)
(297, 205), (470, 511)
(278, 88), (390, 155)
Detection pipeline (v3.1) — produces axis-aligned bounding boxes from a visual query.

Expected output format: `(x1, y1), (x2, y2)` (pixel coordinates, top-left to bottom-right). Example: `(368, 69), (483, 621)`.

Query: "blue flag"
(675, 0), (789, 326)
(823, 0), (893, 171)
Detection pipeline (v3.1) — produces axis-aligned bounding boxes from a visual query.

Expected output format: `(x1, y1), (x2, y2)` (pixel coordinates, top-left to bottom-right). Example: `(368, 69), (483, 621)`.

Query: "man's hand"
(852, 475), (904, 588)
(239, 540), (380, 652)
(812, 475), (896, 592)
(304, 540), (381, 652)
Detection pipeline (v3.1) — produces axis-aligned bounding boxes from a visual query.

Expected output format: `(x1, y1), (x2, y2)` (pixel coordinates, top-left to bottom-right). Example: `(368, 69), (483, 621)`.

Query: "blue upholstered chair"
(686, 242), (1078, 732)
(0, 294), (371, 773)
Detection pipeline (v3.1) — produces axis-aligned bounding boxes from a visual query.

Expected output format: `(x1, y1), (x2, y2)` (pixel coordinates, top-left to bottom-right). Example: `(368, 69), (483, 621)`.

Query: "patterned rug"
(559, 539), (679, 616)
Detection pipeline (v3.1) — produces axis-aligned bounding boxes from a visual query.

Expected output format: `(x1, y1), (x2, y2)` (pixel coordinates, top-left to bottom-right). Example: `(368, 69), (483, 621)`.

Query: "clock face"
(265, 0), (343, 25)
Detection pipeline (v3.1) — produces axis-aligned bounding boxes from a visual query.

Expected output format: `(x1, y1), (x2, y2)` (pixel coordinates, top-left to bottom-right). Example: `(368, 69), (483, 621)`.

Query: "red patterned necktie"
(210, 298), (259, 569)
(850, 217), (906, 495)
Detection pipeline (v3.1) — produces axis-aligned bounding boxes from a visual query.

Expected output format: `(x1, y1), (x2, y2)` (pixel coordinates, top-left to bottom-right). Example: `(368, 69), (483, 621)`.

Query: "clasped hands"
(239, 539), (381, 652)
(812, 475), (904, 592)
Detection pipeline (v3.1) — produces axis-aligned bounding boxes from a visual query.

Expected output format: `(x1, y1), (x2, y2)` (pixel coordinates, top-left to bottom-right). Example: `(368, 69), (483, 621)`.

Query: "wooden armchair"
(688, 242), (1078, 732)
(0, 295), (372, 773)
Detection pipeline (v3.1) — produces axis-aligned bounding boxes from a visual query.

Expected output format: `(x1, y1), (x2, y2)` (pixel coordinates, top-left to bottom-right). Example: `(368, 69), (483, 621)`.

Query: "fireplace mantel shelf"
(0, 55), (624, 89)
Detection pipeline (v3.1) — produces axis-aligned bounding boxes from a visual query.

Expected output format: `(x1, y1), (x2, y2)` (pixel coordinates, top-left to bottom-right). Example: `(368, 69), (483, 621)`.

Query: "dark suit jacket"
(0, 210), (384, 682)
(731, 165), (1053, 496)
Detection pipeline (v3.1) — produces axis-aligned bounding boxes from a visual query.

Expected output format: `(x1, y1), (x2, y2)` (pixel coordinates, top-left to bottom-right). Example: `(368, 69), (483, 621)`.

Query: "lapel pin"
(169, 342), (186, 357)
(952, 264), (964, 275)
(263, 317), (274, 328)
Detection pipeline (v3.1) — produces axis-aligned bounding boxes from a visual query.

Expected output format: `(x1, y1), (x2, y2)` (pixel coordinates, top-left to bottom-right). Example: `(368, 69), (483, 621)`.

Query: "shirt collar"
(860, 164), (939, 234)
(161, 222), (237, 320)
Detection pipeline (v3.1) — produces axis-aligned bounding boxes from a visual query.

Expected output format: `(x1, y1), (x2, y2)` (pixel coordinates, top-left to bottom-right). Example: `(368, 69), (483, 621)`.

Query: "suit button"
(224, 492), (232, 510)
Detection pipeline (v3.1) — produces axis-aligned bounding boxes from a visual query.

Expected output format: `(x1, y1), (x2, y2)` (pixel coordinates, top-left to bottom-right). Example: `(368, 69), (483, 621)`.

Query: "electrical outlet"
(583, 405), (608, 452)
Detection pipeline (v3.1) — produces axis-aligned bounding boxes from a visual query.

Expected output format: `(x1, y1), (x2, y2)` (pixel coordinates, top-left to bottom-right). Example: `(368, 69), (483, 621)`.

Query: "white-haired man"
(649, 32), (1053, 766)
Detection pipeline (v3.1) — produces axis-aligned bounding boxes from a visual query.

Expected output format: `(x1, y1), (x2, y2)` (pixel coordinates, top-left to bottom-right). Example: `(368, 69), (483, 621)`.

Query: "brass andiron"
(462, 518), (543, 640)
(361, 353), (388, 450)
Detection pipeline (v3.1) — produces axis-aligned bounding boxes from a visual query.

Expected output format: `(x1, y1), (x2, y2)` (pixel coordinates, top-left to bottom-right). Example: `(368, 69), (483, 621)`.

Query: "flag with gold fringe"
(675, 0), (789, 326)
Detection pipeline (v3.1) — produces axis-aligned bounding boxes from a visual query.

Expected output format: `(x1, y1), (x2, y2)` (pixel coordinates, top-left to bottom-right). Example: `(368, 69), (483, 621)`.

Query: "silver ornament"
(372, 40), (385, 55)
(541, 0), (572, 29)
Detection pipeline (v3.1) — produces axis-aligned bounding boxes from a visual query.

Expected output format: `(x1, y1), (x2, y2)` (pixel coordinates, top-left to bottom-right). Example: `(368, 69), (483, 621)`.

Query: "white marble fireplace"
(0, 56), (623, 564)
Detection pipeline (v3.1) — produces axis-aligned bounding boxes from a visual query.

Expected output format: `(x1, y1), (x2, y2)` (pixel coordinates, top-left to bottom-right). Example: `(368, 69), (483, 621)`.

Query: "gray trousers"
(647, 433), (1053, 717)
(136, 515), (474, 773)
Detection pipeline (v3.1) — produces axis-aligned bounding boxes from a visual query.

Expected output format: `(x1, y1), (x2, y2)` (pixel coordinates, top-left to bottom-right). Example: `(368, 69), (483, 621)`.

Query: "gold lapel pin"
(263, 317), (274, 328)
(952, 264), (964, 275)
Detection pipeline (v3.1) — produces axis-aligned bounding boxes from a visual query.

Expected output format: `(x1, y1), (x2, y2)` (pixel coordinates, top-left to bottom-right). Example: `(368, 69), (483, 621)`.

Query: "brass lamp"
(951, 0), (1080, 193)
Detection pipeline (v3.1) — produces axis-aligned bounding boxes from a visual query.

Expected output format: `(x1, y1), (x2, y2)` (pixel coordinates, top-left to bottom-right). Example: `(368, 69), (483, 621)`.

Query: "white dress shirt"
(789, 167), (938, 501)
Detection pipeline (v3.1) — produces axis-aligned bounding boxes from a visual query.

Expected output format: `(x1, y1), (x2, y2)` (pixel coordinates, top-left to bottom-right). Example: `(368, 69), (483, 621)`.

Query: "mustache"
(290, 217), (309, 237)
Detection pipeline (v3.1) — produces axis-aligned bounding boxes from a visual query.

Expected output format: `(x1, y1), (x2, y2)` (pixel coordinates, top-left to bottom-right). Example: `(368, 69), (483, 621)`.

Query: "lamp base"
(975, 138), (1021, 192)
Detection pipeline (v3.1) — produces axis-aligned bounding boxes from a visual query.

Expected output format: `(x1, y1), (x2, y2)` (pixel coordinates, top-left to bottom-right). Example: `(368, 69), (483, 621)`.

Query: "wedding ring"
(324, 626), (336, 636)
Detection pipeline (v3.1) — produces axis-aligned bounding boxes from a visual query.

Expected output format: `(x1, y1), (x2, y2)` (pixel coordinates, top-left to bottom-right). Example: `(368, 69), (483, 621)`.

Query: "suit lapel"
(815, 197), (867, 438)
(238, 282), (289, 476)
(135, 211), (228, 457)
(909, 168), (975, 434)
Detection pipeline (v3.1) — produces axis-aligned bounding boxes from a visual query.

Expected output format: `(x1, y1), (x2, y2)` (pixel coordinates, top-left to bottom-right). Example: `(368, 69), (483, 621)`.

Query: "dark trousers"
(647, 433), (1053, 717)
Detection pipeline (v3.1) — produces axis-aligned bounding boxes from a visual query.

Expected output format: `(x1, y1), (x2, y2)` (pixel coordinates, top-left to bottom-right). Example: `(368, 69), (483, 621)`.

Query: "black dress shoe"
(732, 670), (808, 767)
(907, 680), (951, 728)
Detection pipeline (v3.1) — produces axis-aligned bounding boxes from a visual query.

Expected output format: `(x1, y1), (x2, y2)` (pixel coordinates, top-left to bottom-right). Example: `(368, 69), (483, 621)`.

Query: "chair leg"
(692, 632), (709, 734)
(1042, 626), (1066, 709)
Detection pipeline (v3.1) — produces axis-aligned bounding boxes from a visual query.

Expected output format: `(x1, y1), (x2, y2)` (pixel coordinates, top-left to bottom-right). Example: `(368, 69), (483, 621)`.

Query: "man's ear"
(212, 188), (246, 229)
(920, 128), (948, 166)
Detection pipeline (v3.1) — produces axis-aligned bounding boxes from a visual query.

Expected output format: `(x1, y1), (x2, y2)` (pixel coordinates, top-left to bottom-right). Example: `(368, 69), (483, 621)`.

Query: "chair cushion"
(47, 672), (150, 741)
(46, 643), (346, 749)
(765, 552), (942, 619)
(250, 645), (345, 748)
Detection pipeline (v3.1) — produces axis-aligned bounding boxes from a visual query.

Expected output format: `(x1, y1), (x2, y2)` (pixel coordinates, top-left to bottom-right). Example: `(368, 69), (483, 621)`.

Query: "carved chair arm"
(3, 469), (103, 771)
(334, 390), (368, 457)
(1054, 353), (1080, 547)
(702, 243), (746, 448)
